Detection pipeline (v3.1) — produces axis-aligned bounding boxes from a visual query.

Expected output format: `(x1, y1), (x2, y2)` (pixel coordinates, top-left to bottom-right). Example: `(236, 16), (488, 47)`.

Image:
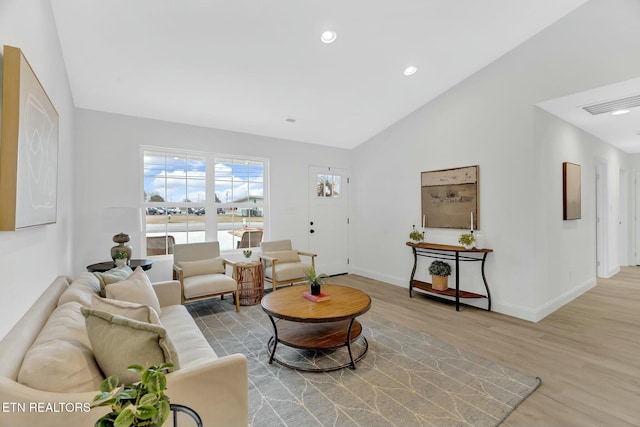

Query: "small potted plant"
(409, 225), (424, 242)
(91, 363), (172, 427)
(458, 232), (476, 250)
(242, 249), (252, 259)
(115, 251), (128, 267)
(305, 268), (328, 296)
(428, 260), (452, 291)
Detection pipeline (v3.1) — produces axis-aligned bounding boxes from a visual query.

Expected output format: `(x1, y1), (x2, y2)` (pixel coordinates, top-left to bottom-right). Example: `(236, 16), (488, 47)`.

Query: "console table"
(406, 242), (493, 311)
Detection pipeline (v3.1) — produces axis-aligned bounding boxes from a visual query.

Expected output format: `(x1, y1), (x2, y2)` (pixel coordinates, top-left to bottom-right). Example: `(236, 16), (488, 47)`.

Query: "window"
(316, 173), (341, 198)
(142, 149), (267, 255)
(215, 157), (265, 250)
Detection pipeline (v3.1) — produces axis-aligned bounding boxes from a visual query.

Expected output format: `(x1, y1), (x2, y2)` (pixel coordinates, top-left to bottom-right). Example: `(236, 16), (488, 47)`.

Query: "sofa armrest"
(166, 354), (248, 427)
(152, 280), (182, 307)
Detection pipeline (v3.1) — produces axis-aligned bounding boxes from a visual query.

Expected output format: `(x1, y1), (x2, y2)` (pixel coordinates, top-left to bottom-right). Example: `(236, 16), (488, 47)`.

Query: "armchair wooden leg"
(234, 290), (240, 312)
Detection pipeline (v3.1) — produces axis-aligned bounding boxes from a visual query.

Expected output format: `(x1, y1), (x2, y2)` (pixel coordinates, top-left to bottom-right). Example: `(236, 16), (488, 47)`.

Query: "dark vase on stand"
(310, 283), (321, 296)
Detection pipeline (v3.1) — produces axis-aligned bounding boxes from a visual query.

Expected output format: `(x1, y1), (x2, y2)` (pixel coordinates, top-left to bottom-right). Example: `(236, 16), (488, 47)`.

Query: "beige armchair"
(259, 240), (317, 291)
(173, 241), (239, 311)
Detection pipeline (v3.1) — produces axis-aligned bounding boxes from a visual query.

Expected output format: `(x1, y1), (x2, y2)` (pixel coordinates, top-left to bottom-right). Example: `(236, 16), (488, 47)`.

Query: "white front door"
(308, 166), (349, 276)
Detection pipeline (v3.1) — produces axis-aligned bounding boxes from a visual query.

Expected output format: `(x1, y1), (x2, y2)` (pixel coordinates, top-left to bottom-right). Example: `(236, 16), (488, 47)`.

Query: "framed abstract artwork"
(0, 45), (58, 230)
(421, 165), (479, 230)
(562, 162), (581, 220)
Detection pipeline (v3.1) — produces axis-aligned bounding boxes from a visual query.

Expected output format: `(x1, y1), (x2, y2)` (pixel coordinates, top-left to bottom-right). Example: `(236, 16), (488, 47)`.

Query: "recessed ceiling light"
(611, 109), (630, 115)
(403, 66), (418, 76)
(286, 117), (297, 123)
(320, 31), (337, 44)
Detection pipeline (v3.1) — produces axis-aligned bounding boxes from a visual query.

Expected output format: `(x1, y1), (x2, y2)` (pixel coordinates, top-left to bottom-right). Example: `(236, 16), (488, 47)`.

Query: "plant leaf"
(139, 393), (159, 406)
(156, 400), (171, 425)
(100, 375), (119, 393)
(113, 408), (135, 427)
(135, 405), (157, 420)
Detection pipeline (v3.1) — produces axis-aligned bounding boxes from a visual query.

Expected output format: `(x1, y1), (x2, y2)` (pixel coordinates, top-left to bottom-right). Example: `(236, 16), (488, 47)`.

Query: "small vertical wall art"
(562, 162), (581, 220)
(0, 45), (59, 230)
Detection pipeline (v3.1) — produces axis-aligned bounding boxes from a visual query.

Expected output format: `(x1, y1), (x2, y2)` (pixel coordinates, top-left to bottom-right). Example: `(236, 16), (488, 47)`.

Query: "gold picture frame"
(0, 45), (58, 230)
(421, 165), (479, 230)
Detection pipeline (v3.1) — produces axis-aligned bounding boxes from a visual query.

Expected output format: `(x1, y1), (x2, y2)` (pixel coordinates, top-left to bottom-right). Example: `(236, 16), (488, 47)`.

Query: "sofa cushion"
(159, 305), (217, 368)
(90, 295), (161, 324)
(17, 302), (104, 393)
(183, 274), (237, 299)
(262, 250), (301, 267)
(81, 307), (178, 385)
(105, 267), (161, 314)
(57, 273), (101, 307)
(94, 265), (134, 297)
(179, 257), (225, 278)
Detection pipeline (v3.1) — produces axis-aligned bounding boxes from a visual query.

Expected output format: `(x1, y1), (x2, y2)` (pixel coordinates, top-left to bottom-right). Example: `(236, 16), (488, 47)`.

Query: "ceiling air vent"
(582, 94), (640, 115)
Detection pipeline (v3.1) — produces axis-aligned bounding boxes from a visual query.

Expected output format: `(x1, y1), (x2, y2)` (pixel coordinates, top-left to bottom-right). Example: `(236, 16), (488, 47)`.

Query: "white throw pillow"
(18, 302), (104, 393)
(90, 295), (161, 324)
(57, 273), (102, 307)
(179, 257), (225, 278)
(105, 267), (161, 314)
(94, 265), (134, 297)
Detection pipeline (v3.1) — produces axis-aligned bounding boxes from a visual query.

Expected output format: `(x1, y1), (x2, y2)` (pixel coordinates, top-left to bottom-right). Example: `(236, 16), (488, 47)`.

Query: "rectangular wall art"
(562, 162), (581, 220)
(0, 45), (58, 230)
(421, 165), (479, 230)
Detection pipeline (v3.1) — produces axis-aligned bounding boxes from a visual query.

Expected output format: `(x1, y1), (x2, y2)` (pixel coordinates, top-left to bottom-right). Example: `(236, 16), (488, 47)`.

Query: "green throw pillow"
(81, 307), (179, 385)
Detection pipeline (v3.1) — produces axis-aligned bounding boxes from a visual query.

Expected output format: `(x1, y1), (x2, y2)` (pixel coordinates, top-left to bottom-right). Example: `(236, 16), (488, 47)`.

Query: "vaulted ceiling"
(51, 0), (590, 149)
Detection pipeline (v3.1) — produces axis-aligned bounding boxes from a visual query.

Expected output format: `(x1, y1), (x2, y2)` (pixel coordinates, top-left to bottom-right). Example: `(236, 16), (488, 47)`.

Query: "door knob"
(310, 221), (314, 225)
(310, 229), (315, 233)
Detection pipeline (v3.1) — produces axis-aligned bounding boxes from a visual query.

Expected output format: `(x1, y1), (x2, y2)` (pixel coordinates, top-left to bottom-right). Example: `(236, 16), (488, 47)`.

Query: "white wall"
(72, 109), (350, 281)
(349, 0), (640, 321)
(532, 107), (630, 319)
(0, 0), (76, 339)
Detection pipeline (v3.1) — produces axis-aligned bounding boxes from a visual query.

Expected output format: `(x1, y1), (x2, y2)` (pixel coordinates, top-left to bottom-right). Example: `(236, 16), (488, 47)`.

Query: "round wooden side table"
(235, 261), (264, 305)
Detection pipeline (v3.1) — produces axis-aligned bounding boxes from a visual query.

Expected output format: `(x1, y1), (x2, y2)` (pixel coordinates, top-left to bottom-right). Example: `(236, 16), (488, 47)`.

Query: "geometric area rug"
(187, 297), (541, 427)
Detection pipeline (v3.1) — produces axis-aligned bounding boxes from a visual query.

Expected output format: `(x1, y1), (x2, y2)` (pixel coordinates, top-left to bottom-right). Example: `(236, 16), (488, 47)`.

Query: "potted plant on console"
(458, 232), (476, 250)
(428, 260), (452, 291)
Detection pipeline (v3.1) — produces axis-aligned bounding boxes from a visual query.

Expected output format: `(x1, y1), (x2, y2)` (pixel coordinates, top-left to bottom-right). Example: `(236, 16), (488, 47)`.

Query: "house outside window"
(142, 149), (267, 255)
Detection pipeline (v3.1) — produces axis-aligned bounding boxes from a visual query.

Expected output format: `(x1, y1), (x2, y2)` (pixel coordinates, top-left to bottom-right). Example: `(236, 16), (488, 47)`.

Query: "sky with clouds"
(144, 153), (263, 204)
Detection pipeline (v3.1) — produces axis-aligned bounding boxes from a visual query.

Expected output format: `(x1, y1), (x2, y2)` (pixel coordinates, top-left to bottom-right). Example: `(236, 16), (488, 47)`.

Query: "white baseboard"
(348, 266), (407, 289)
(481, 277), (596, 322)
(606, 265), (620, 278)
(349, 266), (597, 323)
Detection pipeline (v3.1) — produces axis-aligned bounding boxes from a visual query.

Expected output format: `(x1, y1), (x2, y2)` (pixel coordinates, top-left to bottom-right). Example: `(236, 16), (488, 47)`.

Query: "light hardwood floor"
(330, 267), (640, 426)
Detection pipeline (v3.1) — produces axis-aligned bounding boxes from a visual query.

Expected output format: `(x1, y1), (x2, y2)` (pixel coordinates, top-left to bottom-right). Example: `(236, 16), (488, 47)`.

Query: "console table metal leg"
(267, 315), (279, 364)
(455, 252), (460, 311)
(409, 247), (417, 298)
(481, 252), (492, 311)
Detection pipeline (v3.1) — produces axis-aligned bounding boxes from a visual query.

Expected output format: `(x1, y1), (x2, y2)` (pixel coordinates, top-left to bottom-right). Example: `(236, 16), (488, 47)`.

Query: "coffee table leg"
(346, 319), (357, 369)
(267, 315), (279, 364)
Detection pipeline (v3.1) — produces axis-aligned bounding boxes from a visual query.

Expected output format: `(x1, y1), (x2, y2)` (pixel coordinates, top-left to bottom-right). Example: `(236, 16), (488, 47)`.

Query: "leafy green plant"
(305, 269), (329, 287)
(242, 249), (252, 259)
(428, 260), (452, 277)
(92, 363), (173, 427)
(458, 233), (476, 247)
(116, 251), (128, 260)
(409, 225), (423, 242)
(305, 268), (328, 295)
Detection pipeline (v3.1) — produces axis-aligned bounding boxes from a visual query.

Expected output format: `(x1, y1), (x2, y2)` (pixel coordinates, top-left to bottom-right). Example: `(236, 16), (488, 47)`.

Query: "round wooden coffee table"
(261, 284), (371, 372)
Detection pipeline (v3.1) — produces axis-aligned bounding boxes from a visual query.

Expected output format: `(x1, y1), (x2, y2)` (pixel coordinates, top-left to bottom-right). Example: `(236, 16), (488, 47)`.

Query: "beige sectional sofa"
(0, 272), (248, 427)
